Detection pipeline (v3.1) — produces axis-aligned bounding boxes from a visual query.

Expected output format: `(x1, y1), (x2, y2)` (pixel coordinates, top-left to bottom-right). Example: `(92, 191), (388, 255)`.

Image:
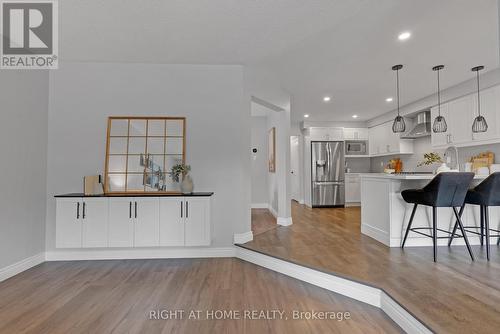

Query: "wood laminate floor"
(242, 203), (500, 334)
(251, 208), (277, 236)
(0, 258), (401, 334)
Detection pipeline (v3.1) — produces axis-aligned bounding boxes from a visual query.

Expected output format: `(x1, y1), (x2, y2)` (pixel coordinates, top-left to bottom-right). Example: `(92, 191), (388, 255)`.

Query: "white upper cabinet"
(368, 121), (413, 157)
(343, 128), (369, 140)
(431, 85), (500, 148)
(308, 127), (344, 141)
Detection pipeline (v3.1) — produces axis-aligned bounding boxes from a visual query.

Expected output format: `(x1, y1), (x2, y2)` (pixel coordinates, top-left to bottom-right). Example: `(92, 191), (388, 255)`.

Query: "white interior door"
(185, 198), (210, 246)
(56, 198), (82, 248)
(159, 198), (185, 246)
(134, 198), (160, 247)
(82, 198), (108, 248)
(108, 197), (134, 247)
(290, 136), (301, 202)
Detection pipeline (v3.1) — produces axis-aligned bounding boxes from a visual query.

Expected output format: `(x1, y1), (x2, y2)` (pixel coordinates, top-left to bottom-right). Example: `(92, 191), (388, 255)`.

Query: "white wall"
(251, 116), (269, 206)
(0, 71), (48, 269)
(46, 62), (250, 249)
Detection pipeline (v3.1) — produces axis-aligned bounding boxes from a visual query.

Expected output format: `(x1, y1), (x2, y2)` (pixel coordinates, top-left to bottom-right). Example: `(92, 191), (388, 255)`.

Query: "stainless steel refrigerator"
(311, 141), (345, 207)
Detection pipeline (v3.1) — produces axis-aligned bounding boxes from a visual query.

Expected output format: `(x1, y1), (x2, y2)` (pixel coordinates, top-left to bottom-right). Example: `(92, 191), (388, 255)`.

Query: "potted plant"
(171, 163), (193, 193)
(417, 152), (449, 173)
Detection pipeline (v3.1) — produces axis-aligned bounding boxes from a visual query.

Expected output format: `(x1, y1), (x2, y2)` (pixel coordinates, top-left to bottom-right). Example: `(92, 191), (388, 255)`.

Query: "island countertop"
(360, 173), (488, 180)
(55, 192), (214, 198)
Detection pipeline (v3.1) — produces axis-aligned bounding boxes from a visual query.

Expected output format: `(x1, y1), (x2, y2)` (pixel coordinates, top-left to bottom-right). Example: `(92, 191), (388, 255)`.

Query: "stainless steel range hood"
(401, 111), (431, 139)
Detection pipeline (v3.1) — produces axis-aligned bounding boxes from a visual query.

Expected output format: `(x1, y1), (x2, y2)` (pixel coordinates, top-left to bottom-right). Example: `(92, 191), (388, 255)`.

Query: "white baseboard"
(236, 246), (431, 334)
(0, 252), (45, 282)
(345, 202), (361, 207)
(277, 217), (293, 226)
(268, 206), (278, 218)
(361, 224), (390, 245)
(251, 203), (269, 209)
(236, 247), (381, 307)
(381, 292), (432, 334)
(234, 231), (253, 244)
(45, 247), (236, 261)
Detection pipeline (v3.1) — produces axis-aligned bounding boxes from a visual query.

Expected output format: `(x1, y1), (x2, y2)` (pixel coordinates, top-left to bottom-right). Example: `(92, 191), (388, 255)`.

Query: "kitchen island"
(360, 173), (496, 247)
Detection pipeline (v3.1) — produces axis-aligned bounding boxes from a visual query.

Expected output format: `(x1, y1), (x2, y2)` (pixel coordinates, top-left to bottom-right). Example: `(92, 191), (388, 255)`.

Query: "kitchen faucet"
(444, 145), (459, 170)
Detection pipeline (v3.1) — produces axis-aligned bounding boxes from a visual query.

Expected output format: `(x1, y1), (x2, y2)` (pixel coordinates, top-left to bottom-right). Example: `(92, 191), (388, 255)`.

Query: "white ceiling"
(60, 0), (499, 122)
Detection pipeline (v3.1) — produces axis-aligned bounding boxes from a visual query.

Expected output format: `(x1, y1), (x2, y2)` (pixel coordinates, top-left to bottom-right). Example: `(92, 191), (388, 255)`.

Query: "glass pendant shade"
(433, 115), (447, 133)
(391, 64), (405, 133)
(471, 66), (488, 133)
(472, 115), (488, 133)
(392, 115), (406, 133)
(432, 65), (447, 133)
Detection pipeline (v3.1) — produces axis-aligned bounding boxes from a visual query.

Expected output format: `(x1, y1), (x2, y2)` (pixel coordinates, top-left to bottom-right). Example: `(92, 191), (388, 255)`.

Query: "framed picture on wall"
(268, 127), (276, 173)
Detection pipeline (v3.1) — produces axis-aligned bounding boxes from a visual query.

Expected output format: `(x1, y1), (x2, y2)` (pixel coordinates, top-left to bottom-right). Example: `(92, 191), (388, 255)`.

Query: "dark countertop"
(55, 192), (214, 198)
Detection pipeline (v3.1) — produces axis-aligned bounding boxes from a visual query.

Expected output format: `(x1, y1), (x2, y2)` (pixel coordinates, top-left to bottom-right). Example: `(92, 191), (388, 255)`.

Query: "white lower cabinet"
(56, 195), (212, 249)
(82, 198), (108, 248)
(56, 198), (82, 248)
(56, 197), (109, 248)
(184, 198), (210, 246)
(108, 198), (135, 247)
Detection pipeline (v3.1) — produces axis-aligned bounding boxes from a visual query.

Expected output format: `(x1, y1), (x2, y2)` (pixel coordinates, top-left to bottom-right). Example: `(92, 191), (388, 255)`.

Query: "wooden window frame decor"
(104, 116), (186, 195)
(268, 127), (276, 173)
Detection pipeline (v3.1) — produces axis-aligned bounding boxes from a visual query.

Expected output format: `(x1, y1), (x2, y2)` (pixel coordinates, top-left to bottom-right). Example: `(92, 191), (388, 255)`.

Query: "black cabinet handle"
(82, 202), (86, 219)
(76, 202), (80, 219)
(180, 201), (183, 218)
(135, 201), (138, 219)
(186, 201), (189, 219)
(129, 201), (132, 219)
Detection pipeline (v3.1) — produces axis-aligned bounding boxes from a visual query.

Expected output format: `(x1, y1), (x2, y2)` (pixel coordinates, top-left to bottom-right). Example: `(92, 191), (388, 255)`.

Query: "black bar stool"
(401, 172), (475, 262)
(448, 172), (500, 260)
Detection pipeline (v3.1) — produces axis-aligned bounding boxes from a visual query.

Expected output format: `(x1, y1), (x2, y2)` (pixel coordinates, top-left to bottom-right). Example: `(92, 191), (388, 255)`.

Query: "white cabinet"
(56, 198), (82, 248)
(343, 128), (369, 140)
(56, 197), (108, 248)
(308, 127), (344, 141)
(184, 198), (211, 246)
(134, 198), (160, 247)
(368, 121), (413, 157)
(431, 85), (500, 148)
(159, 197), (211, 247)
(160, 198), (185, 246)
(345, 174), (361, 205)
(82, 198), (108, 248)
(108, 198), (134, 247)
(56, 195), (212, 249)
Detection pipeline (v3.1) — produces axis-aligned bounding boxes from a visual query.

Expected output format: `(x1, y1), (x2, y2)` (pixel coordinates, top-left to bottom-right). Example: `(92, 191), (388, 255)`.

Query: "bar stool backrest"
(423, 172), (475, 207)
(473, 172), (500, 206)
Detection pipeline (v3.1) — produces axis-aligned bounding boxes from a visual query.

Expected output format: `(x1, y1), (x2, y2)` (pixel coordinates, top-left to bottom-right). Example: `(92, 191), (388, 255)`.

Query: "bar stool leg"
(433, 207), (437, 262)
(484, 206), (490, 261)
(448, 204), (465, 246)
(402, 204), (418, 248)
(480, 205), (485, 246)
(453, 207), (475, 261)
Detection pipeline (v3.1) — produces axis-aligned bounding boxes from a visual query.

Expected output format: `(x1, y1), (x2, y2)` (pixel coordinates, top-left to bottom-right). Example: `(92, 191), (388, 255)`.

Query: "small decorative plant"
(170, 163), (191, 182)
(417, 152), (443, 167)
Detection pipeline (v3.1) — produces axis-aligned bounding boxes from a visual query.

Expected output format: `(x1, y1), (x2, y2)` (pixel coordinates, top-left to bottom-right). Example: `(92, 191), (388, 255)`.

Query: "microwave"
(345, 140), (367, 155)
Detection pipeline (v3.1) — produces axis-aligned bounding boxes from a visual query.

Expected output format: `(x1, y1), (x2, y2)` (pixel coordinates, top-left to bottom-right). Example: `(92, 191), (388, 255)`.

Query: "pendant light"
(471, 66), (488, 133)
(392, 64), (406, 133)
(432, 65), (447, 133)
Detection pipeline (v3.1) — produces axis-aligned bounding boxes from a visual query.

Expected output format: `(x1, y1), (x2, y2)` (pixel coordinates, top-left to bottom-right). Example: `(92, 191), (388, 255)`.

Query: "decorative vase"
(436, 163), (451, 174)
(180, 174), (194, 194)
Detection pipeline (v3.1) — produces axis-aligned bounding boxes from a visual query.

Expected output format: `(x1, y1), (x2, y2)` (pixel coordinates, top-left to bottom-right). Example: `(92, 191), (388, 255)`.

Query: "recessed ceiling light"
(352, 115), (358, 119)
(323, 96), (331, 102)
(304, 114), (310, 118)
(386, 97), (393, 102)
(398, 31), (411, 41)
